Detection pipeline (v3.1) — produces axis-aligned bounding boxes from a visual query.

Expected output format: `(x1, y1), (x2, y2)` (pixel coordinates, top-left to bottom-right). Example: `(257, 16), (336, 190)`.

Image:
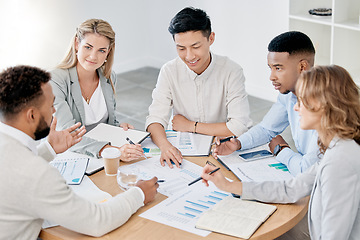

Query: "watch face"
(274, 144), (281, 156)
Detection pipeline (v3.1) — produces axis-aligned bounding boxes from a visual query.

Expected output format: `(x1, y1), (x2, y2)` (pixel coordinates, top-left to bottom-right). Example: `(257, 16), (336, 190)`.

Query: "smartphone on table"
(239, 149), (273, 162)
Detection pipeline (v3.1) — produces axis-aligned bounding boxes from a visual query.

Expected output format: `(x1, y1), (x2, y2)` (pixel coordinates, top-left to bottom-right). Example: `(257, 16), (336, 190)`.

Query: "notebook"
(85, 123), (150, 147)
(195, 196), (277, 239)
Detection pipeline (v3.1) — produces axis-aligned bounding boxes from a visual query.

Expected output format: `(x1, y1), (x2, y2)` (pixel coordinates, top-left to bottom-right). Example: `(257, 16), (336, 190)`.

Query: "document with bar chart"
(140, 182), (230, 236)
(141, 130), (213, 157)
(229, 158), (294, 182)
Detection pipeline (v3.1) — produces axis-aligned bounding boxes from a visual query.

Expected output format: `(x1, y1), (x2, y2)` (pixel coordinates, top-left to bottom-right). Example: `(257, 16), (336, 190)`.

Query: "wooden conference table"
(40, 155), (309, 240)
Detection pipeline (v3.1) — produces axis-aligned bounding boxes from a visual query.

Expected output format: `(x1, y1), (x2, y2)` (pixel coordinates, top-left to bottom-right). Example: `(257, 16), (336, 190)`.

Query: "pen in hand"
(188, 167), (220, 186)
(126, 137), (148, 159)
(211, 136), (236, 146)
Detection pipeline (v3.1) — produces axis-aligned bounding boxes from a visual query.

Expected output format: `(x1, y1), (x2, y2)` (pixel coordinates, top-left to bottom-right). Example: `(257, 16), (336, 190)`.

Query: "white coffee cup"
(101, 147), (121, 176)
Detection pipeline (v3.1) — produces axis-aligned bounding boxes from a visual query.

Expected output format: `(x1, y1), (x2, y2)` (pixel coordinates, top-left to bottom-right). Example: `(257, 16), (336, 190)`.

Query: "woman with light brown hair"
(202, 65), (360, 239)
(51, 19), (144, 160)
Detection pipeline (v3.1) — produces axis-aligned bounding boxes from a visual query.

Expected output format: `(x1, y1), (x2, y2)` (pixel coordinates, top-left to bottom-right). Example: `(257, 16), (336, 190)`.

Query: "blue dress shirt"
(238, 92), (319, 176)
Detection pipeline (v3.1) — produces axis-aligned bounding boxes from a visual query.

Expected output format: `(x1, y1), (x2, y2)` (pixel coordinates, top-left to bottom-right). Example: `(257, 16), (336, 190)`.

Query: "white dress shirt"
(0, 121), (56, 157)
(145, 53), (252, 136)
(83, 80), (108, 127)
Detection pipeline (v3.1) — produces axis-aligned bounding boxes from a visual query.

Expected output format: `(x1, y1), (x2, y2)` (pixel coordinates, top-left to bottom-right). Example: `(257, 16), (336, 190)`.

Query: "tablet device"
(239, 149), (273, 162)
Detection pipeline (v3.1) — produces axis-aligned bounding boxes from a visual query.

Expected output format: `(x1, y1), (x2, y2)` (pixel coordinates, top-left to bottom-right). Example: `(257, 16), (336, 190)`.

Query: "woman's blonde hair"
(57, 19), (116, 91)
(296, 65), (360, 153)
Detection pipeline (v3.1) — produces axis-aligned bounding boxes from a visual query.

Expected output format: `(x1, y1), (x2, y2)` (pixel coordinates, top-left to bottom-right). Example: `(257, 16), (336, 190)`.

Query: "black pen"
(126, 137), (148, 159)
(211, 136), (237, 145)
(157, 180), (165, 183)
(188, 167), (220, 186)
(126, 137), (135, 145)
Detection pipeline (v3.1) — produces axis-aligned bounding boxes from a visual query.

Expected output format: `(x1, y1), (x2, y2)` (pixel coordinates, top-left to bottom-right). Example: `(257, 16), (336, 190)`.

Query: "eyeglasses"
(206, 160), (216, 167)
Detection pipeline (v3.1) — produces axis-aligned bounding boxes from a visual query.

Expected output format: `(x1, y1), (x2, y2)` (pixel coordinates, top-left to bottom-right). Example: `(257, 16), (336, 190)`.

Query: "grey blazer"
(242, 138), (360, 240)
(50, 67), (119, 157)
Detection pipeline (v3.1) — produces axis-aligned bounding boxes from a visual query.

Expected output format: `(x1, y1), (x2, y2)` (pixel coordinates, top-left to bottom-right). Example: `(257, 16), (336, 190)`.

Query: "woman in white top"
(202, 65), (360, 239)
(51, 19), (144, 160)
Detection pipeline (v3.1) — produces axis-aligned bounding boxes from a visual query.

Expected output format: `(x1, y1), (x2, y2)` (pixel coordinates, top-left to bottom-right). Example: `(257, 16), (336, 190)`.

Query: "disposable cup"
(101, 147), (121, 176)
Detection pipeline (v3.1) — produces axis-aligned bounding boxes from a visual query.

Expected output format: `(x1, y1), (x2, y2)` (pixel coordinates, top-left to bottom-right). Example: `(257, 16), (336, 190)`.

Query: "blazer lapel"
(98, 70), (115, 125)
(69, 67), (86, 123)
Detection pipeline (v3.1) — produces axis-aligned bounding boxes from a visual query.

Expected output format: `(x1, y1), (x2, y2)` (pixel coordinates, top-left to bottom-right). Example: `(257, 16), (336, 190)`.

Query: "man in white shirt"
(146, 7), (252, 168)
(0, 65), (159, 239)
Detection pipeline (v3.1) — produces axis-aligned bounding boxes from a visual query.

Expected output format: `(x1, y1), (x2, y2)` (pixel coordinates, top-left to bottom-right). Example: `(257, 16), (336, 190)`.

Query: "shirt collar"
(0, 121), (38, 154)
(328, 136), (340, 149)
(186, 52), (216, 80)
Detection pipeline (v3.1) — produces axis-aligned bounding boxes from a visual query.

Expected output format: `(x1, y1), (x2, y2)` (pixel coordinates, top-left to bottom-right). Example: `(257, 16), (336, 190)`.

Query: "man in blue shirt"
(213, 31), (319, 176)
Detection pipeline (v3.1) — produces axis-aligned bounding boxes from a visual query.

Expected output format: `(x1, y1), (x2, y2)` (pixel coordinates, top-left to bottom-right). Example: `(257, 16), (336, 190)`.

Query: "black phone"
(239, 149), (273, 161)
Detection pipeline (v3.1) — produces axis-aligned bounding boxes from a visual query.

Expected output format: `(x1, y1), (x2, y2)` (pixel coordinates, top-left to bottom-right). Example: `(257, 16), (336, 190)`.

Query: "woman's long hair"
(296, 65), (360, 153)
(57, 19), (116, 91)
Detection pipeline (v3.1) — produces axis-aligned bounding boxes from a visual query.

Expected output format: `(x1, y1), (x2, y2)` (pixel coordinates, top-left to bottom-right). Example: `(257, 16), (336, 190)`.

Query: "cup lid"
(101, 147), (121, 159)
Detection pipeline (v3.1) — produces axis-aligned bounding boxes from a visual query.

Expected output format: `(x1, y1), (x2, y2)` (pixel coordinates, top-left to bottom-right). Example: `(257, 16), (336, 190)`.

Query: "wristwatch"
(274, 144), (290, 156)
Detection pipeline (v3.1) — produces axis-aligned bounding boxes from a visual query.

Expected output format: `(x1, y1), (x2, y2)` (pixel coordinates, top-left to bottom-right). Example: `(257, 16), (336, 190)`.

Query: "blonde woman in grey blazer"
(202, 65), (360, 240)
(51, 19), (144, 160)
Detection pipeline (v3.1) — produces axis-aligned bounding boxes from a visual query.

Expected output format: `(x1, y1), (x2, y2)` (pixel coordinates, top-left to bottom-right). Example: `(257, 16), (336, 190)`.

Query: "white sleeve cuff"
(44, 140), (57, 158)
(133, 186), (145, 202)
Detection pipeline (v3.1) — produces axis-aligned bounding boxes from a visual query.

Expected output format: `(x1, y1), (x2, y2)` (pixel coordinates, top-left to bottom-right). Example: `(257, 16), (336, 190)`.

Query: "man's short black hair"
(268, 31), (315, 56)
(0, 65), (50, 118)
(168, 7), (211, 38)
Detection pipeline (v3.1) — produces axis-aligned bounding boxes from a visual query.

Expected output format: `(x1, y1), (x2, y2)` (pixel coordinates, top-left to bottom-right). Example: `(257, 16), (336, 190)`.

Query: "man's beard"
(34, 116), (50, 140)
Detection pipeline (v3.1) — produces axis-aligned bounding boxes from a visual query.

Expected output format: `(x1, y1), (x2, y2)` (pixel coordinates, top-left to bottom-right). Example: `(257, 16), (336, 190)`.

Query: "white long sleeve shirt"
(145, 53), (252, 136)
(0, 122), (144, 239)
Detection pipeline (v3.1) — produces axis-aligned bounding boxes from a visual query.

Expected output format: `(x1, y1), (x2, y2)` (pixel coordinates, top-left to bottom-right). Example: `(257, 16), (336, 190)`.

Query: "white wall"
(0, 0), (288, 102)
(0, 0), (151, 71)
